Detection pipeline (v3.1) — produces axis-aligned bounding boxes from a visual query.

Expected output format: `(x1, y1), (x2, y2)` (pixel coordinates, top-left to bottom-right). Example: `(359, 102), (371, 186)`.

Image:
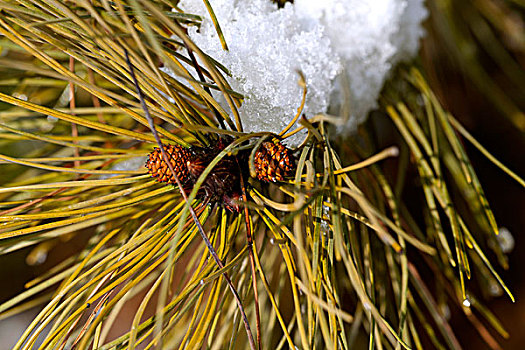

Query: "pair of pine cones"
(145, 138), (295, 210)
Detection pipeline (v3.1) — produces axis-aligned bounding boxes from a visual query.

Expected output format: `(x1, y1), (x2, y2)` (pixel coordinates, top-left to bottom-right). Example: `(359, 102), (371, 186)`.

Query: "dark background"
(421, 15), (525, 348)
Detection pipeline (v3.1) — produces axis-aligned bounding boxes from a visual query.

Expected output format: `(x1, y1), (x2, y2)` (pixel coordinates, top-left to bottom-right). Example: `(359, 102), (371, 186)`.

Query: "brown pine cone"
(145, 144), (192, 185)
(254, 141), (295, 182)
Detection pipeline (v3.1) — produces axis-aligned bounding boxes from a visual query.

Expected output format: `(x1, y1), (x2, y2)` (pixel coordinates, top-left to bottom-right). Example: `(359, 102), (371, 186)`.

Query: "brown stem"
(124, 48), (256, 350)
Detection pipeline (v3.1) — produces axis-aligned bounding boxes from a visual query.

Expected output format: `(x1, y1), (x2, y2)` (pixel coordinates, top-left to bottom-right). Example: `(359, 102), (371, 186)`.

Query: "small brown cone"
(254, 141), (295, 182)
(145, 144), (191, 185)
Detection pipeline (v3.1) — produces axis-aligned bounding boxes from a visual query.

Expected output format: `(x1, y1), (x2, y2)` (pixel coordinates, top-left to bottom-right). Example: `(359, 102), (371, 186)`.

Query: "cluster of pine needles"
(0, 0), (523, 349)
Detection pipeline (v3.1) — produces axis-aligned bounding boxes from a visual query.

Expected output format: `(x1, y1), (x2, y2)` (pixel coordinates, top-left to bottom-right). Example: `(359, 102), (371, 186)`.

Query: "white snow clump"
(177, 0), (427, 144)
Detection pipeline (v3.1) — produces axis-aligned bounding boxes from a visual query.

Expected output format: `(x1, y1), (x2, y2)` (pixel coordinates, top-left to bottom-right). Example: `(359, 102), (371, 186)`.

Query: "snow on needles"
(177, 0), (427, 144)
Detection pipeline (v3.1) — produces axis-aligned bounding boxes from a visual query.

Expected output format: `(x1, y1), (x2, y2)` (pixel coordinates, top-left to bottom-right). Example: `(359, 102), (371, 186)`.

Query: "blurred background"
(420, 1), (525, 347)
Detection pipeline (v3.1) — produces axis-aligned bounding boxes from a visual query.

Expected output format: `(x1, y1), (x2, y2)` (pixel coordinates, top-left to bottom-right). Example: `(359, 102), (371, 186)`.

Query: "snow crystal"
(177, 0), (427, 143)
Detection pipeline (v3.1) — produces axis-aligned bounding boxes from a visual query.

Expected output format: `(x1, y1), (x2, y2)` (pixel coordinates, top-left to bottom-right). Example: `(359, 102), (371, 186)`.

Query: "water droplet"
(13, 93), (28, 101)
(489, 283), (503, 297)
(389, 146), (400, 157)
(440, 304), (451, 320)
(462, 298), (471, 308)
(26, 250), (47, 266)
(497, 227), (514, 253)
